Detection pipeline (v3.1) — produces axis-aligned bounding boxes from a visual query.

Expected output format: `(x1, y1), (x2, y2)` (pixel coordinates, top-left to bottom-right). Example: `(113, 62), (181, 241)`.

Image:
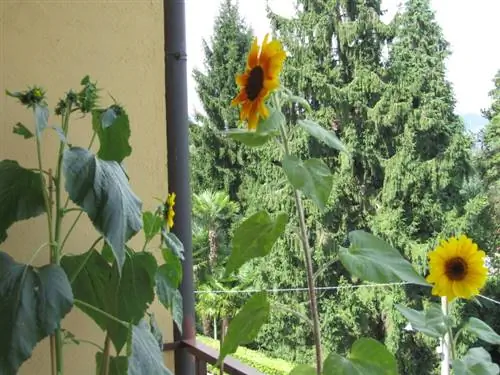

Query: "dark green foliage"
(190, 0), (253, 203)
(0, 160), (46, 243)
(0, 252), (73, 375)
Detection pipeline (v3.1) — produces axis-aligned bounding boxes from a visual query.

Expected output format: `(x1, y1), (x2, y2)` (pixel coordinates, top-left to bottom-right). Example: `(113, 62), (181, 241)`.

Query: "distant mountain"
(461, 113), (488, 134)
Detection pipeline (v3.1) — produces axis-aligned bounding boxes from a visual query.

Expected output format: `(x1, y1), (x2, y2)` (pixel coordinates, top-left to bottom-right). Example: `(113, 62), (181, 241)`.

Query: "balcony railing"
(163, 340), (264, 375)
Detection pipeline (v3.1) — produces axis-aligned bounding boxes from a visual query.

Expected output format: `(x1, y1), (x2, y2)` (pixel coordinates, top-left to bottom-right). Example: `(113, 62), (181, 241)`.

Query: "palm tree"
(192, 190), (239, 269)
(192, 190), (239, 336)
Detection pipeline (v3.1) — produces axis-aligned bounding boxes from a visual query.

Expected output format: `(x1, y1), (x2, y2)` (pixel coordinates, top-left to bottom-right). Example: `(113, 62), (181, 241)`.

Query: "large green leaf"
(0, 160), (46, 243)
(289, 365), (316, 375)
(298, 119), (348, 153)
(156, 259), (183, 333)
(225, 109), (283, 147)
(225, 211), (288, 275)
(143, 211), (163, 243)
(61, 250), (157, 352)
(322, 338), (398, 375)
(452, 347), (500, 375)
(162, 232), (185, 261)
(339, 230), (429, 286)
(128, 320), (173, 375)
(218, 292), (270, 365)
(63, 147), (143, 272)
(282, 155), (333, 210)
(464, 318), (500, 345)
(395, 303), (449, 338)
(92, 106), (132, 163)
(0, 252), (73, 375)
(96, 353), (128, 375)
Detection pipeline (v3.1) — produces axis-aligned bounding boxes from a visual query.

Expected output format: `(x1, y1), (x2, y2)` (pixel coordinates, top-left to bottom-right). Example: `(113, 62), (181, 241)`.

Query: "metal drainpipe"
(164, 0), (195, 374)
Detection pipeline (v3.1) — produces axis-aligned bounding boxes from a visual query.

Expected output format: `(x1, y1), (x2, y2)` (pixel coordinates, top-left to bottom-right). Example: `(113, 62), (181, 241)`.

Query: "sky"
(185, 0), (500, 122)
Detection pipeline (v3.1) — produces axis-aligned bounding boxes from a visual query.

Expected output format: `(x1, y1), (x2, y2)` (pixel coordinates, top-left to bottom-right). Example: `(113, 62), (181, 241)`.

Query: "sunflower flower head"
(165, 192), (176, 229)
(231, 33), (286, 130)
(426, 235), (488, 301)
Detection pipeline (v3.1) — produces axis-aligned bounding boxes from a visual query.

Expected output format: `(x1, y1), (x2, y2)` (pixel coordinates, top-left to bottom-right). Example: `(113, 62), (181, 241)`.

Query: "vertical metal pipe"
(164, 0), (195, 374)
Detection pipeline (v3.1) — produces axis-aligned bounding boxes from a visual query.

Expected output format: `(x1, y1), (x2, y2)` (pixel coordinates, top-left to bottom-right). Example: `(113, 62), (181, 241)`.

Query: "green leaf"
(225, 129), (274, 147)
(63, 147), (143, 272)
(256, 109), (284, 133)
(0, 160), (46, 243)
(0, 252), (73, 375)
(298, 119), (347, 153)
(50, 126), (68, 145)
(284, 95), (312, 112)
(282, 155), (333, 210)
(92, 106), (132, 163)
(161, 249), (182, 287)
(465, 318), (500, 345)
(452, 347), (500, 375)
(395, 303), (449, 338)
(218, 292), (270, 365)
(322, 338), (398, 375)
(339, 230), (429, 286)
(289, 364), (316, 375)
(225, 211), (288, 275)
(225, 109), (283, 147)
(35, 104), (49, 137)
(162, 231), (185, 261)
(128, 320), (173, 375)
(12, 122), (34, 139)
(61, 250), (157, 352)
(96, 353), (128, 375)
(156, 263), (183, 333)
(143, 212), (163, 243)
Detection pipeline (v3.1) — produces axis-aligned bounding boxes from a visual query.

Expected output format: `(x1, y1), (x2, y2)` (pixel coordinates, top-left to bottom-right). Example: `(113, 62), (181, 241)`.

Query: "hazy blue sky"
(185, 0), (499, 120)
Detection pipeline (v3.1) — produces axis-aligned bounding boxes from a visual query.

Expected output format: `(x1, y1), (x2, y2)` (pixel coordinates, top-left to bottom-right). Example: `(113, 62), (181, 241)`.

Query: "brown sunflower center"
(445, 257), (468, 281)
(245, 66), (264, 100)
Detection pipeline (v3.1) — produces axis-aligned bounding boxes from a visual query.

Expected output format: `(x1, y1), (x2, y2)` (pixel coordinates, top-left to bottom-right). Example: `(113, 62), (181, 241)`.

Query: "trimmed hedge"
(197, 335), (295, 375)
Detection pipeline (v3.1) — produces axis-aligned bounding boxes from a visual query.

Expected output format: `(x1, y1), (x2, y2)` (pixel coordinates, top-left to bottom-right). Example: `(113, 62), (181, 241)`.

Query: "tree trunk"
(208, 228), (218, 269)
(202, 316), (211, 336)
(222, 317), (229, 338)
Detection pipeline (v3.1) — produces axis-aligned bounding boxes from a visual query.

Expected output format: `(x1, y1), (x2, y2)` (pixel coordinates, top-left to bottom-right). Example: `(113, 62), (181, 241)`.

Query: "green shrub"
(197, 335), (295, 375)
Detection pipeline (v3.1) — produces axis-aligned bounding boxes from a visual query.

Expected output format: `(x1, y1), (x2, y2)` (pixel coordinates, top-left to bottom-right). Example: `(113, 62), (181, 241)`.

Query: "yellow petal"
(247, 38), (259, 69)
(236, 73), (249, 87)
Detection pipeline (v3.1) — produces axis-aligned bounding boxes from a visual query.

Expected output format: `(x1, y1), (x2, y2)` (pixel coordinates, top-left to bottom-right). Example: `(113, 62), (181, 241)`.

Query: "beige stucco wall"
(0, 0), (174, 373)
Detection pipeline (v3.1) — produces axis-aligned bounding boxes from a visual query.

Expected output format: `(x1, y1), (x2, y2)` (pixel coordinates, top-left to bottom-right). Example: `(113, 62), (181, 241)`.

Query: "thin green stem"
(35, 136), (54, 258)
(27, 242), (50, 266)
(68, 338), (104, 351)
(276, 95), (323, 374)
(74, 299), (129, 328)
(60, 211), (84, 253)
(68, 237), (102, 284)
(453, 326), (465, 349)
(52, 103), (72, 375)
(101, 334), (111, 375)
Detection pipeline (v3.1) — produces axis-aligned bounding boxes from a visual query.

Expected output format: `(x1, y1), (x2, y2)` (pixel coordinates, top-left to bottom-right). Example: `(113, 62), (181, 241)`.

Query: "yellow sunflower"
(165, 192), (176, 229)
(426, 235), (488, 301)
(231, 33), (286, 130)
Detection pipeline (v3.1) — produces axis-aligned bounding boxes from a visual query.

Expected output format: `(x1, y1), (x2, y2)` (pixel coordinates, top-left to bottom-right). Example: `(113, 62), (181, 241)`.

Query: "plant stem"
(60, 211), (84, 253)
(293, 190), (323, 374)
(35, 112), (59, 375)
(277, 102), (323, 374)
(101, 334), (111, 375)
(74, 299), (129, 328)
(441, 297), (451, 375)
(52, 103), (72, 375)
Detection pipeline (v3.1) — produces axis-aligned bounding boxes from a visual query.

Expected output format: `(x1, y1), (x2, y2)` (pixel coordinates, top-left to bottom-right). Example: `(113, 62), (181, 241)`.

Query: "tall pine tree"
(190, 0), (252, 202)
(238, 0), (397, 365)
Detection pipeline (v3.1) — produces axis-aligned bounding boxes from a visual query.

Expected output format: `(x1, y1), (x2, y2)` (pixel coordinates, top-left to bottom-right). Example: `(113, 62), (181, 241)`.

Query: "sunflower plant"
(0, 78), (183, 375)
(216, 34), (500, 375)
